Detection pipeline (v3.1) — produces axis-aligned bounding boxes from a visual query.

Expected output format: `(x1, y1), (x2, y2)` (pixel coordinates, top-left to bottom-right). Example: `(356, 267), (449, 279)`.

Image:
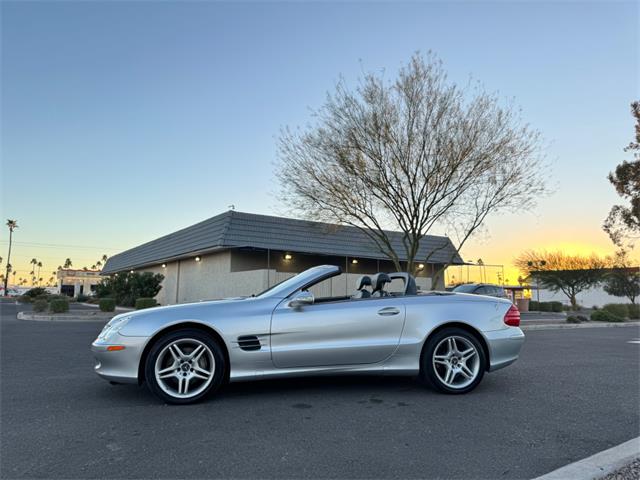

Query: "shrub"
(49, 298), (69, 314)
(96, 272), (164, 307)
(33, 299), (48, 313)
(591, 309), (625, 322)
(602, 303), (629, 319)
(23, 287), (47, 298)
(76, 294), (89, 302)
(627, 303), (640, 319)
(566, 315), (581, 324)
(592, 305), (599, 310)
(135, 297), (157, 310)
(99, 298), (116, 312)
(17, 295), (32, 303)
(528, 300), (539, 311)
(47, 294), (68, 302)
(550, 301), (563, 312)
(538, 302), (550, 312)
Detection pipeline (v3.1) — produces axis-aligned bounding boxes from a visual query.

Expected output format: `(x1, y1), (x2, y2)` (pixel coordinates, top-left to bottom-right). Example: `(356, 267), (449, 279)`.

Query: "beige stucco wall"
(138, 250), (444, 305)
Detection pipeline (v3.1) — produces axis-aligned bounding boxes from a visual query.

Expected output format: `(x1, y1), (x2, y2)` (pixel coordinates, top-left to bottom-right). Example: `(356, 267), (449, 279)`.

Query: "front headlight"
(98, 315), (131, 341)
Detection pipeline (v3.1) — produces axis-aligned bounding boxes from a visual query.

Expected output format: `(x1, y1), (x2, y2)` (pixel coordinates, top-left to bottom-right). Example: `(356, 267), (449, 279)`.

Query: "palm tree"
(36, 261), (42, 285)
(3, 220), (18, 294)
(30, 258), (37, 275)
(63, 258), (72, 269)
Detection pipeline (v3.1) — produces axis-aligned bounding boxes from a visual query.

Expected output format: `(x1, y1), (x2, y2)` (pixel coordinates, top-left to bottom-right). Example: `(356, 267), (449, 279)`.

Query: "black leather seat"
(352, 275), (372, 299)
(371, 273), (391, 297)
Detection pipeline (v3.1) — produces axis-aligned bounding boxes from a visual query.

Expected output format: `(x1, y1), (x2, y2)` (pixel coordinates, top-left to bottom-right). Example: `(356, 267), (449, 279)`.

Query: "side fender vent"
(237, 335), (261, 351)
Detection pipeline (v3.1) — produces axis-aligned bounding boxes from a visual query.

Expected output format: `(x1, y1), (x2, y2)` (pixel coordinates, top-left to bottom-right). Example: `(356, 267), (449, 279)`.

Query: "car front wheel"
(144, 329), (225, 404)
(421, 327), (486, 394)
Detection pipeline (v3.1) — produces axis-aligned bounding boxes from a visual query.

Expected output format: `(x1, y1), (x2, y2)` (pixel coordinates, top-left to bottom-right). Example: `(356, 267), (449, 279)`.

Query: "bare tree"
(515, 250), (610, 309)
(277, 53), (547, 277)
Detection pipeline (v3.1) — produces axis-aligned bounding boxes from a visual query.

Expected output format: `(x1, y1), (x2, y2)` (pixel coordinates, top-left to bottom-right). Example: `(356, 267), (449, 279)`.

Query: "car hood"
(115, 295), (275, 337)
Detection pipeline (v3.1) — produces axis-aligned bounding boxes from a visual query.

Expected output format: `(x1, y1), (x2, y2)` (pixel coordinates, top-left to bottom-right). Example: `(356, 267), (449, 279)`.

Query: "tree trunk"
(3, 230), (12, 294)
(570, 294), (577, 310)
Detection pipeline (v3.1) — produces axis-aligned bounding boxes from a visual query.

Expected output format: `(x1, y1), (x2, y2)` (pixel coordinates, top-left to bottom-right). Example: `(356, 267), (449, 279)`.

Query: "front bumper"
(91, 334), (147, 384)
(485, 327), (525, 371)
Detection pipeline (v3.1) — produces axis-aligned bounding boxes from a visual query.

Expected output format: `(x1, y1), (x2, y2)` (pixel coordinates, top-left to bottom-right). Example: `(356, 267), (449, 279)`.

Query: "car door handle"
(377, 307), (400, 316)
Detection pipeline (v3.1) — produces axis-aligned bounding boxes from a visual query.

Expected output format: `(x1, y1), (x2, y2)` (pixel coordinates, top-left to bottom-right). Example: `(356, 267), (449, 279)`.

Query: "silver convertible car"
(92, 265), (524, 404)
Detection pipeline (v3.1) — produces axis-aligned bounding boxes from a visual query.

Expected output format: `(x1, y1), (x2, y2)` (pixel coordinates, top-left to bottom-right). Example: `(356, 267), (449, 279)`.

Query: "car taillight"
(504, 304), (520, 327)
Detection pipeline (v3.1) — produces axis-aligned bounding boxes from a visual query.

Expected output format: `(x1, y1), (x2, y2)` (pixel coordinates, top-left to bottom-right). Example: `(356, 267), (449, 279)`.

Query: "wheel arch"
(137, 321), (231, 385)
(420, 322), (491, 372)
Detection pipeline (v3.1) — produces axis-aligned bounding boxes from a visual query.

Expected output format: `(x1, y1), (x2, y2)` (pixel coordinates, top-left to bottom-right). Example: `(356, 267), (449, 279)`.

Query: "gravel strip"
(599, 458), (640, 480)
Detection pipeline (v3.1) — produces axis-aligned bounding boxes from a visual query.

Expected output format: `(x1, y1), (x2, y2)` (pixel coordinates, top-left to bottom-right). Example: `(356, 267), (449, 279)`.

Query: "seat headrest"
(355, 275), (372, 290)
(371, 273), (391, 291)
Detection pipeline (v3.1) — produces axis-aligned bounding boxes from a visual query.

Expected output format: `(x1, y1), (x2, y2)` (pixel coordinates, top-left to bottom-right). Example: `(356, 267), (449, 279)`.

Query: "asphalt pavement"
(1, 298), (639, 479)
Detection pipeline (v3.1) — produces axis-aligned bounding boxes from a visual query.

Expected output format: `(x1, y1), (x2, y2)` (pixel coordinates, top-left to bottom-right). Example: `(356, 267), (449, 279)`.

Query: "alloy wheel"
(432, 335), (480, 389)
(154, 338), (215, 399)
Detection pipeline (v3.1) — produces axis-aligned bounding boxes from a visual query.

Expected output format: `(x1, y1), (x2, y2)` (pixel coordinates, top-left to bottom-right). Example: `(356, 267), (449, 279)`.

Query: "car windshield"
(254, 265), (340, 298)
(254, 277), (292, 297)
(452, 284), (477, 293)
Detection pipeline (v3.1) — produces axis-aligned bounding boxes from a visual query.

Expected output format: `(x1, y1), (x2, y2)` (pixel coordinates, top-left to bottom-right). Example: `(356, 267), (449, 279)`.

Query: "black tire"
(144, 328), (226, 405)
(420, 327), (487, 394)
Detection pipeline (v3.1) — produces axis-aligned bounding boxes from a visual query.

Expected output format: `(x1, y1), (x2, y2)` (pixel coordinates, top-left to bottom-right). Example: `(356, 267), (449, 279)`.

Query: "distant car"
(453, 283), (508, 299)
(92, 265), (524, 404)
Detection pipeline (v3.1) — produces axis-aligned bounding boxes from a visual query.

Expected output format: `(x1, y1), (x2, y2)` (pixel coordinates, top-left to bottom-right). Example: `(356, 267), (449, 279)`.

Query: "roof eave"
(101, 246), (229, 275)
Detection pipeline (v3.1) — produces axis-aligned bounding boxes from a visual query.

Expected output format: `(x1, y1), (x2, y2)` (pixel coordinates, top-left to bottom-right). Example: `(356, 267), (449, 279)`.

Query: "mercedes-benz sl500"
(92, 265), (524, 404)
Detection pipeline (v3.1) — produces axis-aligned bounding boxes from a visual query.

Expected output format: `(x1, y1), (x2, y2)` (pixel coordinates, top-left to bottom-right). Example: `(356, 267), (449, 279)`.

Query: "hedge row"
(528, 300), (564, 312)
(600, 303), (639, 320)
(591, 310), (625, 322)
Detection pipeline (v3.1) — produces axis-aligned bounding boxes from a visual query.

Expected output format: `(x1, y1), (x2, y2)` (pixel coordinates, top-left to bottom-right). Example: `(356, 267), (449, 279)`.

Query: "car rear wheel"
(145, 329), (225, 404)
(421, 327), (486, 394)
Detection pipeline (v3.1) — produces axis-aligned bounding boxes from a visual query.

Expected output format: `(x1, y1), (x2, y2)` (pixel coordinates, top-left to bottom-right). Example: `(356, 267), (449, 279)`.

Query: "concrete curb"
(17, 311), (113, 323)
(532, 437), (640, 480)
(79, 302), (134, 312)
(522, 322), (640, 331)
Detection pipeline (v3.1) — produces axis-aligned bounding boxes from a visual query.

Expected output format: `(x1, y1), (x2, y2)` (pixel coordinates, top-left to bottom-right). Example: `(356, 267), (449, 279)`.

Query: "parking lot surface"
(1, 298), (639, 479)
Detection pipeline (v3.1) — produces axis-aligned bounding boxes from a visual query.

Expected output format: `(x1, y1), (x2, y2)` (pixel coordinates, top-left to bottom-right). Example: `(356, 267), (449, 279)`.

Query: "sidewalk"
(520, 312), (640, 330)
(17, 310), (117, 322)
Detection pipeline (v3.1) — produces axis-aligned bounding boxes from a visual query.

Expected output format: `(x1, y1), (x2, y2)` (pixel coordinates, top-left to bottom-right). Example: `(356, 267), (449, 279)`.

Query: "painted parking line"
(627, 338), (640, 344)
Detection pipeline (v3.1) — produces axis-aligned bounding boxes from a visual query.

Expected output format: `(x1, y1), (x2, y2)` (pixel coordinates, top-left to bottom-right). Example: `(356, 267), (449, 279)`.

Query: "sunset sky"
(1, 1), (637, 286)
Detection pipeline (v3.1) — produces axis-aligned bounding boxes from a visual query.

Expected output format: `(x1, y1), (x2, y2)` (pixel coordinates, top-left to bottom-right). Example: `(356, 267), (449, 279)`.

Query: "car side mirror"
(288, 290), (314, 308)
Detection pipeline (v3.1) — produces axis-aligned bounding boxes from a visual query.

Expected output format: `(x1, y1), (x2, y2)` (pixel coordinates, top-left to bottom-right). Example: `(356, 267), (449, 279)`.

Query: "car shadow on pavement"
(98, 373), (505, 406)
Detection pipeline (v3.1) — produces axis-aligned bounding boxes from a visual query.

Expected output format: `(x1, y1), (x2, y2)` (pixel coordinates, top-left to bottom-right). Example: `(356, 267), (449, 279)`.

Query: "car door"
(270, 296), (406, 368)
